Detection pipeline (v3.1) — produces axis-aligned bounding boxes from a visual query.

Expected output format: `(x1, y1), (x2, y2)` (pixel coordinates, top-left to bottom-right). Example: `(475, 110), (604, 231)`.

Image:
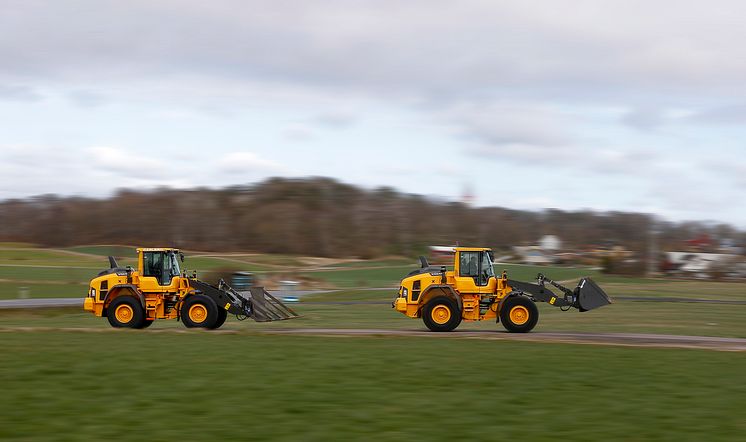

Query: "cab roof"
(454, 247), (492, 252)
(136, 248), (180, 252)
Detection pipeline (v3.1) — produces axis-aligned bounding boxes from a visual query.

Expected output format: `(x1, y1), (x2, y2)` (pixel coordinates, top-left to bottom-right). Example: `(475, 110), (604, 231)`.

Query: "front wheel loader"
(83, 248), (299, 329)
(392, 247), (611, 333)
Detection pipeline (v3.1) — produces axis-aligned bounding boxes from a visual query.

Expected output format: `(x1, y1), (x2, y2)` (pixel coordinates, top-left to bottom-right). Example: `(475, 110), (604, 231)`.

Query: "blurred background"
(1, 2), (745, 441)
(1, 1), (745, 288)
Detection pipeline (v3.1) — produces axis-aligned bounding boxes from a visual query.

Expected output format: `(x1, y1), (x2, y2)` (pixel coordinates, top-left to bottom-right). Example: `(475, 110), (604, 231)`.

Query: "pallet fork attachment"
(188, 279), (300, 322)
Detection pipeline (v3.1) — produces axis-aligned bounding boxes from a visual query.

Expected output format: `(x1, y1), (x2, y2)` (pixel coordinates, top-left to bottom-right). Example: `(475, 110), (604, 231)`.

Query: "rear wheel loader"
(83, 248), (299, 329)
(392, 247), (611, 332)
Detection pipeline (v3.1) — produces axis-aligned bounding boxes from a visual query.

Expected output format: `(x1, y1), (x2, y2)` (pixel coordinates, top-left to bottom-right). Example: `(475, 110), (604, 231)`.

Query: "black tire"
(422, 296), (462, 332)
(181, 295), (219, 329)
(139, 320), (154, 329)
(214, 308), (228, 329)
(500, 296), (539, 333)
(107, 297), (146, 329)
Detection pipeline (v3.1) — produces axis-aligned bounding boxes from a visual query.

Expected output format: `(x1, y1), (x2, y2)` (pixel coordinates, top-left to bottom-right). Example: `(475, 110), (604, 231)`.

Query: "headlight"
(89, 288), (96, 298)
(402, 287), (408, 297)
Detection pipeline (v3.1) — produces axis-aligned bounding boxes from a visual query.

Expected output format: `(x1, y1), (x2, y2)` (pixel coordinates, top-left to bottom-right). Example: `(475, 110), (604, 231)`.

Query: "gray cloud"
(1, 1), (745, 225)
(0, 84), (42, 102)
(621, 108), (665, 131)
(4, 1), (746, 102)
(68, 90), (109, 108)
(686, 104), (746, 125)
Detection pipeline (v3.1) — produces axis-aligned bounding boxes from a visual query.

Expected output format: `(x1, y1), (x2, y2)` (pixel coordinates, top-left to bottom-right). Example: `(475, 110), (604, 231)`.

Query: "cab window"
(143, 251), (176, 286)
(459, 251), (494, 286)
(459, 252), (480, 278)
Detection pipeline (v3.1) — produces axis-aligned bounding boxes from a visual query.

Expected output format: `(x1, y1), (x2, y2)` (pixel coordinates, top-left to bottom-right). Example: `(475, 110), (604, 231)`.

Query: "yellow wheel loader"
(83, 248), (299, 329)
(392, 247), (611, 332)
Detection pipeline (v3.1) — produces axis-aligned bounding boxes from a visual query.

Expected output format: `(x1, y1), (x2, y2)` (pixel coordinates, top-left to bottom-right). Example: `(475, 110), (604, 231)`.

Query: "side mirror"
(179, 253), (185, 262)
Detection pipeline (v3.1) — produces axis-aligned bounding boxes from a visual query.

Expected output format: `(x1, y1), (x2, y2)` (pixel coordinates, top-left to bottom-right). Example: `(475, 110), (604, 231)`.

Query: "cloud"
(314, 111), (357, 128)
(1, 1), (745, 225)
(215, 151), (285, 174)
(621, 108), (665, 131)
(685, 104), (746, 125)
(89, 146), (166, 179)
(5, 1), (746, 104)
(282, 124), (315, 141)
(68, 90), (109, 108)
(0, 85), (42, 102)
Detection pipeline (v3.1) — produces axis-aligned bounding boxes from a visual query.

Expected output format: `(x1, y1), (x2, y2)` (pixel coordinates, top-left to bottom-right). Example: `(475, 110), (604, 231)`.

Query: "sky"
(1, 1), (745, 226)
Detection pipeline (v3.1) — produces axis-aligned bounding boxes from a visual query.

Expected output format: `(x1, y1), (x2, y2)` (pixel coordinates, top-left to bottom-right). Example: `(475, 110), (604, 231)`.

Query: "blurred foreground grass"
(1, 331), (744, 441)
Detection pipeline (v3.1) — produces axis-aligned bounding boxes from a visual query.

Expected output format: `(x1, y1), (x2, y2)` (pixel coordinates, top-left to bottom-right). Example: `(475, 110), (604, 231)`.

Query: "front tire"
(422, 296), (462, 332)
(181, 295), (219, 329)
(500, 296), (539, 333)
(214, 308), (228, 329)
(107, 297), (145, 329)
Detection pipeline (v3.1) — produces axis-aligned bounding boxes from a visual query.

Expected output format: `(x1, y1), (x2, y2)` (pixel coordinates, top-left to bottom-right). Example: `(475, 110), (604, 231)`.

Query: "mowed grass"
(65, 245), (137, 257)
(0, 249), (105, 267)
(0, 331), (744, 441)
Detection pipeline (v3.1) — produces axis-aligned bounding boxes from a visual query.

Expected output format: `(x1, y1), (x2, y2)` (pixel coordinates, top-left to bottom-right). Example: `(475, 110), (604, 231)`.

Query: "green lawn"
(65, 245), (137, 257)
(0, 249), (105, 266)
(0, 331), (743, 441)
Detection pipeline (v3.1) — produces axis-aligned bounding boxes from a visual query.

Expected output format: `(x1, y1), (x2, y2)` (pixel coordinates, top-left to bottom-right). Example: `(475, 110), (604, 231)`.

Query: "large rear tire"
(107, 297), (145, 329)
(422, 296), (462, 332)
(500, 296), (539, 333)
(181, 295), (219, 329)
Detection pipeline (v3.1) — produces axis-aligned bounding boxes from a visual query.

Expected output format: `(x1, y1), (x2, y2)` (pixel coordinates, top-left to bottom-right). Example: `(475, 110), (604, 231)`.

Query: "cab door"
(138, 251), (179, 293)
(454, 251), (493, 294)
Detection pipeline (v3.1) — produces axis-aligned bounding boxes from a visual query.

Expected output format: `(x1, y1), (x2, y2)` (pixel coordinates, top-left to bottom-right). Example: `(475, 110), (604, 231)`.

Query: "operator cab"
(458, 249), (495, 286)
(141, 249), (182, 286)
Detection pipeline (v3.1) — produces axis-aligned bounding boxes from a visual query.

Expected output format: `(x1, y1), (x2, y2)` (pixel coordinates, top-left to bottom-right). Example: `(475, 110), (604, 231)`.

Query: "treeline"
(0, 177), (742, 257)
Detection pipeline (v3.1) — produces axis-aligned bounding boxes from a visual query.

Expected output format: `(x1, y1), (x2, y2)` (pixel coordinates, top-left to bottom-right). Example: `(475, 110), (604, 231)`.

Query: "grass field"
(1, 243), (744, 338)
(2, 245), (745, 440)
(1, 331), (744, 441)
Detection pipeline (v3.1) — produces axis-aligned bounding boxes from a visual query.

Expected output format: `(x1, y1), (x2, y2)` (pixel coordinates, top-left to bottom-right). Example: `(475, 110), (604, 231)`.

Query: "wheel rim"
(431, 305), (452, 325)
(115, 304), (134, 324)
(188, 304), (208, 323)
(509, 306), (530, 325)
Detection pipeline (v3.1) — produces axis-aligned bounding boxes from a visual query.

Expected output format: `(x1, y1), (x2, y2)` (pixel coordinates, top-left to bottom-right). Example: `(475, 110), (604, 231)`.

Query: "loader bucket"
(247, 287), (300, 322)
(189, 279), (300, 322)
(575, 278), (612, 312)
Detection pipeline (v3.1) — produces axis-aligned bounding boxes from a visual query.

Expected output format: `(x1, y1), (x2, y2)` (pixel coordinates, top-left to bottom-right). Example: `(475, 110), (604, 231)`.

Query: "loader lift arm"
(507, 273), (611, 312)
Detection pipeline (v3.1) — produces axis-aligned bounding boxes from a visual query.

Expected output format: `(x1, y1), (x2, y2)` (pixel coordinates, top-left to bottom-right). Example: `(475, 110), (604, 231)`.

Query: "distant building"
(539, 235), (561, 251)
(512, 235), (564, 265)
(665, 251), (740, 278)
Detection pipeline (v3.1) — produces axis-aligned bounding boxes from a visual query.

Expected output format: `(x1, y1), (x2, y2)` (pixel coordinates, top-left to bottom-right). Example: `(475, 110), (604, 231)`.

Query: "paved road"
(0, 289), (337, 309)
(0, 298), (83, 308)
